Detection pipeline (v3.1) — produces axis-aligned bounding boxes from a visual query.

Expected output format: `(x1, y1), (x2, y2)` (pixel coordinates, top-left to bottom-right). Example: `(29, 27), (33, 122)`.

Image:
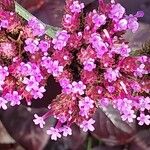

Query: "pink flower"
(49, 60), (63, 77)
(92, 13), (106, 27)
(115, 18), (128, 31)
(80, 118), (95, 132)
(47, 127), (61, 141)
(33, 114), (45, 128)
(52, 30), (70, 50)
(121, 109), (136, 123)
(0, 66), (9, 80)
(109, 3), (125, 21)
(60, 125), (72, 137)
(104, 68), (120, 82)
(31, 86), (46, 99)
(72, 81), (86, 95)
(0, 97), (8, 110)
(90, 33), (108, 58)
(69, 1), (84, 13)
(0, 19), (9, 28)
(138, 97), (150, 111)
(5, 91), (22, 106)
(64, 14), (72, 24)
(83, 58), (96, 71)
(137, 113), (150, 126)
(111, 43), (131, 57)
(39, 40), (50, 52)
(23, 76), (39, 92)
(79, 96), (94, 110)
(24, 38), (39, 54)
(127, 15), (139, 33)
(28, 17), (45, 36)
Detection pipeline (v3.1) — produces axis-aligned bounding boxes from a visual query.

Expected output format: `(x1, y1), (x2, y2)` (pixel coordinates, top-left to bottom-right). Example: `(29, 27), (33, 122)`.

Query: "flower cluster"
(0, 9), (52, 106)
(33, 0), (149, 140)
(1, 0), (150, 141)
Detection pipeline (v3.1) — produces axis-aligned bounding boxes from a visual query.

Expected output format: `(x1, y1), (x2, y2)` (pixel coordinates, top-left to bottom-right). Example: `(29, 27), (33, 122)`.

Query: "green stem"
(14, 1), (59, 38)
(87, 137), (92, 150)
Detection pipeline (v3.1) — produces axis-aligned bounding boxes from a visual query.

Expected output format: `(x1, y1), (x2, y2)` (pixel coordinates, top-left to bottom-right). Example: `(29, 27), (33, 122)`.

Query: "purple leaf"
(0, 105), (54, 150)
(92, 106), (136, 146)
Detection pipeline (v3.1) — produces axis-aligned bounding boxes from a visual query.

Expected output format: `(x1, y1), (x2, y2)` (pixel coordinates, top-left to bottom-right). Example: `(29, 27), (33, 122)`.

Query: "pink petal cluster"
(33, 0), (149, 140)
(0, 0), (150, 141)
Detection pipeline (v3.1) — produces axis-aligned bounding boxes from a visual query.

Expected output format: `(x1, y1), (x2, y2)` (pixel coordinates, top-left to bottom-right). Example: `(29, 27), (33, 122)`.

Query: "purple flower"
(111, 43), (131, 57)
(22, 76), (39, 92)
(0, 66), (9, 80)
(60, 125), (72, 137)
(72, 81), (86, 95)
(134, 64), (148, 77)
(127, 15), (139, 33)
(104, 68), (120, 82)
(39, 40), (50, 52)
(47, 127), (61, 141)
(79, 96), (94, 110)
(5, 91), (22, 106)
(138, 97), (150, 111)
(51, 60), (64, 77)
(90, 33), (108, 58)
(33, 114), (45, 128)
(109, 3), (125, 21)
(83, 58), (96, 71)
(59, 78), (72, 94)
(92, 12), (106, 27)
(69, 1), (84, 13)
(121, 109), (136, 123)
(28, 17), (45, 36)
(106, 86), (115, 93)
(99, 98), (110, 107)
(24, 38), (39, 54)
(64, 14), (72, 24)
(80, 118), (95, 132)
(31, 86), (46, 99)
(115, 18), (128, 31)
(137, 113), (150, 126)
(52, 30), (70, 50)
(0, 97), (8, 110)
(0, 19), (9, 28)
(17, 62), (32, 76)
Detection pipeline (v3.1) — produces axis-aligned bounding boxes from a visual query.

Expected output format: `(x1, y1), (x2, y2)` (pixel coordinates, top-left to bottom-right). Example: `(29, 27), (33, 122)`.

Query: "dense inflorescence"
(0, 8), (51, 106)
(0, 0), (150, 141)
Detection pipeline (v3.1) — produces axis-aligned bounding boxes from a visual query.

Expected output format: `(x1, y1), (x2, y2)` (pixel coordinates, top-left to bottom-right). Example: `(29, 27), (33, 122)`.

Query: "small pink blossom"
(138, 97), (150, 111)
(31, 86), (46, 99)
(70, 1), (84, 13)
(28, 17), (45, 36)
(33, 114), (45, 128)
(52, 30), (70, 50)
(137, 113), (150, 126)
(104, 68), (120, 82)
(47, 127), (61, 141)
(83, 58), (96, 71)
(72, 81), (86, 95)
(92, 13), (106, 27)
(24, 38), (39, 54)
(80, 118), (95, 132)
(39, 40), (50, 52)
(60, 125), (72, 137)
(5, 91), (22, 106)
(109, 3), (125, 21)
(22, 76), (39, 92)
(0, 97), (7, 110)
(121, 109), (136, 123)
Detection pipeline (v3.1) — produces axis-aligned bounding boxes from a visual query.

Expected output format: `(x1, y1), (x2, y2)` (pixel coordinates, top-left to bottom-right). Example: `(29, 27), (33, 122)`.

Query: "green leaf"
(14, 1), (58, 38)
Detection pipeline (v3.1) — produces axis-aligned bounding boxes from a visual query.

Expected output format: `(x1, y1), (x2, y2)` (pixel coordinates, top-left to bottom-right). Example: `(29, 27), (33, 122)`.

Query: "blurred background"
(0, 0), (150, 150)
